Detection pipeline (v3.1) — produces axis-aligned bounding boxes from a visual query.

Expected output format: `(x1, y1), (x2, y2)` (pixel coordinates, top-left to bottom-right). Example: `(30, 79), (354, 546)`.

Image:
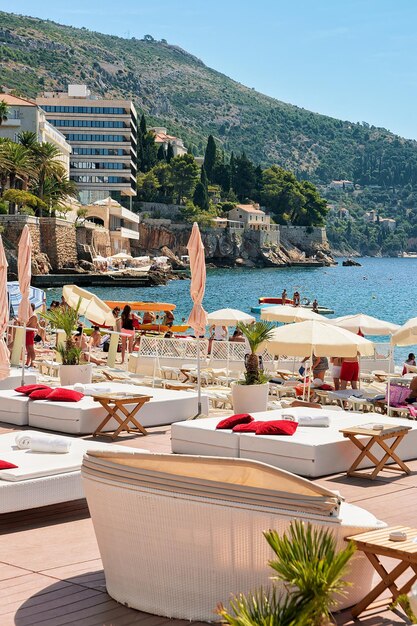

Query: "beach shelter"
(187, 223), (208, 417)
(63, 285), (115, 328)
(331, 313), (400, 336)
(261, 304), (324, 323)
(0, 236), (10, 381)
(7, 282), (45, 317)
(263, 320), (374, 398)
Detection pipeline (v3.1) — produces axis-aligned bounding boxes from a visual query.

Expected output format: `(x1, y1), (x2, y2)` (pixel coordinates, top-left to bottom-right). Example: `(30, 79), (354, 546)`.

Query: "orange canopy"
(105, 301), (176, 312)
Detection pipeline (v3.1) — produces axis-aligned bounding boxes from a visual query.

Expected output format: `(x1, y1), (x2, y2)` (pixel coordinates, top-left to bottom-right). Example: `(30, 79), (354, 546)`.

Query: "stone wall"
(140, 202), (182, 219)
(280, 225), (327, 248)
(76, 224), (111, 258)
(0, 215), (78, 274)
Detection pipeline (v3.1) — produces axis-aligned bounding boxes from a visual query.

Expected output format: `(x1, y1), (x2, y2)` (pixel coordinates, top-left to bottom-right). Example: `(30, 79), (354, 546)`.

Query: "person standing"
(312, 298), (319, 313)
(340, 355), (359, 390)
(281, 289), (287, 304)
(293, 291), (300, 306)
(330, 357), (343, 390)
(120, 305), (135, 364)
(25, 303), (38, 367)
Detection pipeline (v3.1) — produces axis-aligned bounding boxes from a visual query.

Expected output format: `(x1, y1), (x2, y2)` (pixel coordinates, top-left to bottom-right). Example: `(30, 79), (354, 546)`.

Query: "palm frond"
(237, 321), (275, 354)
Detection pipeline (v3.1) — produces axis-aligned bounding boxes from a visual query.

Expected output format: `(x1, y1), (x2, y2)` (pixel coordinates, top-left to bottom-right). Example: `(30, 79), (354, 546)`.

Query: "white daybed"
(82, 451), (385, 621)
(0, 431), (146, 514)
(0, 369), (36, 391)
(0, 383), (208, 433)
(171, 407), (417, 477)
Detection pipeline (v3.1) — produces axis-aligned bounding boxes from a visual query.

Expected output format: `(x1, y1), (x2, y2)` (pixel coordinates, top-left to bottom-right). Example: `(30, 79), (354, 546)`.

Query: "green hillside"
(1, 10), (417, 188)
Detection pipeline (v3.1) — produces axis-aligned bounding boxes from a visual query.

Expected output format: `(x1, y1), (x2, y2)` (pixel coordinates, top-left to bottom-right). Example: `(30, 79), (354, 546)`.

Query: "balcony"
(2, 118), (21, 127)
(111, 226), (139, 240)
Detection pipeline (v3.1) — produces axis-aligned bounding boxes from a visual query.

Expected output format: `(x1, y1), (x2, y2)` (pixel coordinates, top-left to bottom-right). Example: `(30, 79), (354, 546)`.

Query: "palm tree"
(0, 101), (9, 126)
(42, 175), (78, 212)
(237, 321), (274, 385)
(219, 520), (356, 626)
(33, 142), (66, 200)
(18, 131), (38, 151)
(0, 143), (35, 212)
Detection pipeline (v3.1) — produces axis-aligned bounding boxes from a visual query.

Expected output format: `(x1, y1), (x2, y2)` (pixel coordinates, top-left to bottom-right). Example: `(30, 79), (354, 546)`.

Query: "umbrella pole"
(386, 341), (393, 417)
(307, 345), (313, 402)
(21, 323), (26, 386)
(189, 337), (202, 419)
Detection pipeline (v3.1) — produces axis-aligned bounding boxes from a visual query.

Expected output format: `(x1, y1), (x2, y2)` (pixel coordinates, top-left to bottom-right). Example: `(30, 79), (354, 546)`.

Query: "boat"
(257, 297), (334, 315)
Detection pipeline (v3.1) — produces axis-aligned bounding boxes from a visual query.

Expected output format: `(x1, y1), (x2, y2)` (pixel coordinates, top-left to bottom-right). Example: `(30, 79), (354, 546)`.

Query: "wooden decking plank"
(11, 586), (103, 618)
(0, 562), (29, 581)
(19, 597), (130, 626)
(66, 604), (162, 626)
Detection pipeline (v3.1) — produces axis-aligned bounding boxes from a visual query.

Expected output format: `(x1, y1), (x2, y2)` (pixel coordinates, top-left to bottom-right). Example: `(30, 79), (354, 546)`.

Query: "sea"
(46, 257), (417, 364)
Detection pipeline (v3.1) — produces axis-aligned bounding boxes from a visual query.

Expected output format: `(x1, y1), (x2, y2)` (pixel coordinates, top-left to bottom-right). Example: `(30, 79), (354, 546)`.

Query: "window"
(70, 175), (129, 183)
(67, 134), (126, 142)
(70, 161), (125, 170)
(72, 147), (126, 156)
(48, 119), (126, 128)
(43, 105), (126, 114)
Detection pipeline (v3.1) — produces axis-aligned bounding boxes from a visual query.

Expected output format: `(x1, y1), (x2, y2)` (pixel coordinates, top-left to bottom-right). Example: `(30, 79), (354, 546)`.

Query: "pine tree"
(203, 135), (216, 182)
(139, 114), (147, 135)
(200, 166), (208, 190)
(157, 144), (166, 161)
(193, 181), (210, 211)
(166, 143), (175, 163)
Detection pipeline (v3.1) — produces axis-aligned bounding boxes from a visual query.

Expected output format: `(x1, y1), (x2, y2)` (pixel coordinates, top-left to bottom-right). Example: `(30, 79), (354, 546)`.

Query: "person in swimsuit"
(282, 289), (287, 304)
(340, 355), (359, 390)
(120, 305), (135, 364)
(25, 303), (38, 367)
(330, 357), (343, 390)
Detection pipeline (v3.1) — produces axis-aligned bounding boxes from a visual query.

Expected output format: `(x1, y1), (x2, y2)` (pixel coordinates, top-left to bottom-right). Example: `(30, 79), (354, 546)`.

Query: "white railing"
(139, 337), (209, 361)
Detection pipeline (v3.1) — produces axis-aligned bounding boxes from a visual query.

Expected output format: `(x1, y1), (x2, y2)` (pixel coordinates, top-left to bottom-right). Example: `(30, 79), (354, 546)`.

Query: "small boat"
(257, 297), (334, 315)
(259, 297), (294, 305)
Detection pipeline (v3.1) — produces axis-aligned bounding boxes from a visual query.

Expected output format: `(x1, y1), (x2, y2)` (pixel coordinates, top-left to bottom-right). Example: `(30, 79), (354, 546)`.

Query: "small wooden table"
(92, 393), (152, 440)
(339, 423), (411, 480)
(346, 526), (417, 617)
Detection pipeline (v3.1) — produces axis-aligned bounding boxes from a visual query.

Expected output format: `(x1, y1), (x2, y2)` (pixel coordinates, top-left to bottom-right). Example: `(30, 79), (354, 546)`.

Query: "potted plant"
(41, 300), (93, 386)
(231, 321), (274, 414)
(218, 520), (356, 626)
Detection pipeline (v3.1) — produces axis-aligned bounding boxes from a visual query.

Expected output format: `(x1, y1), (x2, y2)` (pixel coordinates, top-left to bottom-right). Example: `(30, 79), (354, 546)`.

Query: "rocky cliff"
(138, 222), (334, 267)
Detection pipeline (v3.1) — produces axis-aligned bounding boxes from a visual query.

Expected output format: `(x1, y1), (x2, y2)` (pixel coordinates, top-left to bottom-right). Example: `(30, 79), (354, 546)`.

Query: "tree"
(166, 142), (174, 163)
(0, 100), (8, 126)
(203, 135), (216, 182)
(200, 166), (208, 190)
(136, 170), (160, 201)
(157, 144), (166, 161)
(233, 152), (256, 201)
(32, 142), (66, 200)
(171, 153), (199, 204)
(152, 161), (173, 201)
(193, 181), (209, 211)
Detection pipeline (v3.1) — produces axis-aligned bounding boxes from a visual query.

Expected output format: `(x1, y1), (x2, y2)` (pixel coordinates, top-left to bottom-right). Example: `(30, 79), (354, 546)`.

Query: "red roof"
(235, 204), (265, 215)
(0, 93), (37, 107)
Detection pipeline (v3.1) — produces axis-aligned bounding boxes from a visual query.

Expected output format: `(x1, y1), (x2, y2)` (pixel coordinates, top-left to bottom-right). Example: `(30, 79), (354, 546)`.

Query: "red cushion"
(29, 387), (53, 400)
(15, 384), (51, 396)
(0, 460), (18, 470)
(319, 383), (334, 391)
(216, 413), (253, 430)
(255, 420), (298, 436)
(232, 421), (265, 433)
(46, 388), (84, 402)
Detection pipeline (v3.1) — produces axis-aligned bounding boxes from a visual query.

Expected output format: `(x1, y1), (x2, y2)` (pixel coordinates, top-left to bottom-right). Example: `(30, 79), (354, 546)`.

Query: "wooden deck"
(1, 421), (417, 625)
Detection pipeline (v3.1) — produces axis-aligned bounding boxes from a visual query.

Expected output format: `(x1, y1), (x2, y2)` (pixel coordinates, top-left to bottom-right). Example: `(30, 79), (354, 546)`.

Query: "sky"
(1, 0), (417, 140)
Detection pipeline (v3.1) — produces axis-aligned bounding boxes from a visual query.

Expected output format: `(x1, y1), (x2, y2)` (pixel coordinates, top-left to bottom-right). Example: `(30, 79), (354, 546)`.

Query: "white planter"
(231, 382), (269, 414)
(59, 363), (93, 386)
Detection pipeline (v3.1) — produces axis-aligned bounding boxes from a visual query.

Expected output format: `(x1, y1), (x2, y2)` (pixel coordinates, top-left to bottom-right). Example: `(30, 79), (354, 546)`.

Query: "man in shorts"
(340, 356), (359, 390)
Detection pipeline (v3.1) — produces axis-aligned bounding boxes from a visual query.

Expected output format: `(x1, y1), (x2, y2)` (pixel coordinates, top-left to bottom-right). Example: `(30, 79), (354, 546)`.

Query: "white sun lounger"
(82, 451), (385, 621)
(0, 431), (147, 513)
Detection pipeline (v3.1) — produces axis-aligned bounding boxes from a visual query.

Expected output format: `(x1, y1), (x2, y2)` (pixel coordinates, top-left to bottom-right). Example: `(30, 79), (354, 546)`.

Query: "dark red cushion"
(318, 383), (334, 391)
(216, 413), (253, 430)
(232, 421), (265, 433)
(0, 460), (18, 470)
(15, 384), (51, 396)
(29, 387), (53, 400)
(46, 388), (84, 402)
(255, 420), (298, 436)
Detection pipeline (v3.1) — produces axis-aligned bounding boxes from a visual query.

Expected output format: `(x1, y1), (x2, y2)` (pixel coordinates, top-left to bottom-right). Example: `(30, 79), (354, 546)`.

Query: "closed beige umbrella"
(17, 225), (32, 324)
(261, 304), (324, 323)
(0, 235), (10, 381)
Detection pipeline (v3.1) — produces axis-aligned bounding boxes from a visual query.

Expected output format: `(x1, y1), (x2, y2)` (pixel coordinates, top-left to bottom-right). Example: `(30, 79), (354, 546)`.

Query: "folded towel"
(297, 415), (330, 427)
(15, 433), (71, 453)
(73, 384), (111, 396)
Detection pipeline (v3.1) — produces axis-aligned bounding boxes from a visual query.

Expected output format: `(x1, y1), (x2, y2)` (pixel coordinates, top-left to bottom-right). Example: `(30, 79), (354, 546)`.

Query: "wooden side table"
(346, 526), (417, 617)
(92, 393), (152, 440)
(339, 424), (411, 480)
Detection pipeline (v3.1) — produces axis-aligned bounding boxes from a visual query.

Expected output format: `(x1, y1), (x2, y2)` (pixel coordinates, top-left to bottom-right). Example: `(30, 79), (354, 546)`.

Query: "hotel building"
(37, 85), (137, 205)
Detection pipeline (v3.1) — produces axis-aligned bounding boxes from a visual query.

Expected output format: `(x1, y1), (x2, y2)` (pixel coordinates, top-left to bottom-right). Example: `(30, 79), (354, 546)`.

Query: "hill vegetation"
(2, 10), (417, 190)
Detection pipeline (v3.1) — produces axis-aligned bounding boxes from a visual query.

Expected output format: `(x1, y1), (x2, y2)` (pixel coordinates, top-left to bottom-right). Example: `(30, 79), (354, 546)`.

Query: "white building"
(328, 180), (354, 191)
(227, 203), (271, 230)
(84, 196), (140, 255)
(151, 127), (187, 157)
(0, 93), (71, 176)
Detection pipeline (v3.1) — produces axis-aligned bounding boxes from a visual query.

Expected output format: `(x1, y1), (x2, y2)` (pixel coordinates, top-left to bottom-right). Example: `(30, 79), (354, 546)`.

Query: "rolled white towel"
(73, 384), (112, 397)
(297, 415), (330, 428)
(15, 433), (71, 453)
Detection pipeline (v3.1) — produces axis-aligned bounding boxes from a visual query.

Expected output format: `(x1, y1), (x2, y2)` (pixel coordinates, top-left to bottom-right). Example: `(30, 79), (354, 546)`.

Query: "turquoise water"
(47, 257), (417, 363)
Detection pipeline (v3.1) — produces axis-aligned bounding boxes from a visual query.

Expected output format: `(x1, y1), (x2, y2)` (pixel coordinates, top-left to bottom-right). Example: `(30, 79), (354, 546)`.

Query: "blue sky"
(1, 0), (417, 139)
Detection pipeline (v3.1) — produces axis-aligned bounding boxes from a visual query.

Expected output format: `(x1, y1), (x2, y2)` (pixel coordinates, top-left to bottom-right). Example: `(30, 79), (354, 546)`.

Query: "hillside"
(1, 11), (417, 188)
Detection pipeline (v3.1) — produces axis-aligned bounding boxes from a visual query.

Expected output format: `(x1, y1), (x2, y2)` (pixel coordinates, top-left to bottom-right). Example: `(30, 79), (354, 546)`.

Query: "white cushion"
(0, 431), (147, 482)
(0, 390), (31, 425)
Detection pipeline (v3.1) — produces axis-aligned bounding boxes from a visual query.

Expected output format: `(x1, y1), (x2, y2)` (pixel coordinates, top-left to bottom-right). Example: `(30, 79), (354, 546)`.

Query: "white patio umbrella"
(207, 308), (255, 326)
(263, 320), (374, 399)
(391, 317), (417, 347)
(261, 304), (324, 323)
(331, 313), (400, 336)
(63, 285), (115, 327)
(111, 252), (132, 260)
